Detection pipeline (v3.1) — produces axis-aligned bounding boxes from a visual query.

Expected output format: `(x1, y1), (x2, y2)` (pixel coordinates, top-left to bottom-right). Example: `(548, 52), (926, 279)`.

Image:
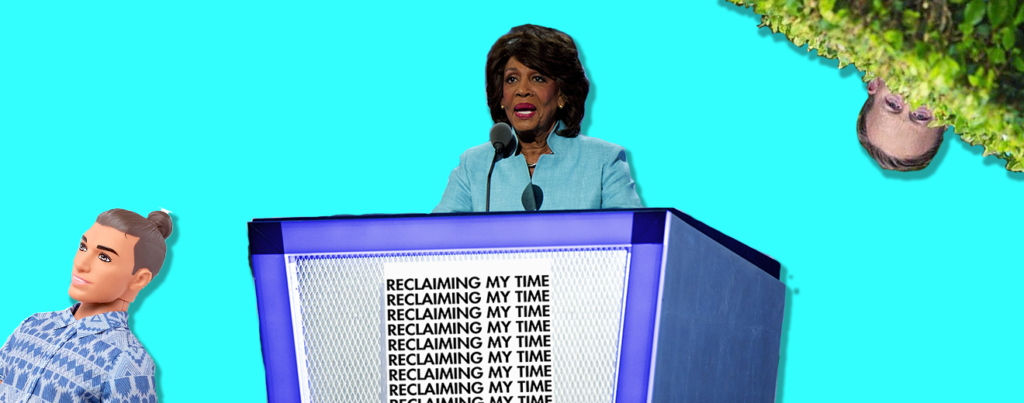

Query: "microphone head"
(521, 183), (543, 211)
(490, 122), (515, 159)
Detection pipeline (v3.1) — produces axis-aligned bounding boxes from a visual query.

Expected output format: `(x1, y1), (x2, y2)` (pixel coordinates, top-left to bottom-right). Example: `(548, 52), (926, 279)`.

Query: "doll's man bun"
(146, 210), (173, 239)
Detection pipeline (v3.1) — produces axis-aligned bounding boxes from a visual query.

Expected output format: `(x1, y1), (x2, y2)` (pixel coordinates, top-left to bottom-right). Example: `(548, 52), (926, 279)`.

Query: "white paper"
(383, 258), (555, 403)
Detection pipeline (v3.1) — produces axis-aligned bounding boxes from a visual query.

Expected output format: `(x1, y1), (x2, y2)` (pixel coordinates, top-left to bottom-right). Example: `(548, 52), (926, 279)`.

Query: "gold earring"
(501, 105), (505, 109)
(558, 104), (563, 109)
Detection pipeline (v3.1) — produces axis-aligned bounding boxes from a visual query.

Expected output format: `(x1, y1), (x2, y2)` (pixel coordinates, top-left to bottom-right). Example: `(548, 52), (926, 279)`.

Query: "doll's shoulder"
(107, 330), (156, 377)
(14, 309), (67, 331)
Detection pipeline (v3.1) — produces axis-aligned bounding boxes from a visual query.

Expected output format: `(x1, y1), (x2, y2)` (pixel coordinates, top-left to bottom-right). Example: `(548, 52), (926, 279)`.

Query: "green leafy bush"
(727, 0), (1024, 172)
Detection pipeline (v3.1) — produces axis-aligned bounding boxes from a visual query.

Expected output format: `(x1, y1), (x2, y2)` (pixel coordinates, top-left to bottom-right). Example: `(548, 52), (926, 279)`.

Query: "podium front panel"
(249, 209), (783, 403)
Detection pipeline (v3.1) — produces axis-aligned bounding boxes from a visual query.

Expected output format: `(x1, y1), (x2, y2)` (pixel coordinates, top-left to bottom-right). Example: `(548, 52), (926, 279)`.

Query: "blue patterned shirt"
(0, 305), (156, 403)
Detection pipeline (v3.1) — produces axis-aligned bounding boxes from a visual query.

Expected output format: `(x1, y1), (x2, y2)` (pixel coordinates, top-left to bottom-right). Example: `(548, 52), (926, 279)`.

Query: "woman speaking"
(433, 24), (643, 213)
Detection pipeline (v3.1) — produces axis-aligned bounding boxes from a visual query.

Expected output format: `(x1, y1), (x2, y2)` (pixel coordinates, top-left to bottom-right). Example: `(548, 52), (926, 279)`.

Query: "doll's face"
(864, 78), (944, 159)
(69, 223), (147, 304)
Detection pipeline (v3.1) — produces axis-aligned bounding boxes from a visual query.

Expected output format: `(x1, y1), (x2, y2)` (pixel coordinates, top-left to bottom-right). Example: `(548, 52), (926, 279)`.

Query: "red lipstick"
(514, 103), (536, 119)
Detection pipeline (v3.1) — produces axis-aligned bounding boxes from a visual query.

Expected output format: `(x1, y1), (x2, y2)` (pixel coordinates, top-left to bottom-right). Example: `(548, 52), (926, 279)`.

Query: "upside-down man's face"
(864, 78), (945, 159)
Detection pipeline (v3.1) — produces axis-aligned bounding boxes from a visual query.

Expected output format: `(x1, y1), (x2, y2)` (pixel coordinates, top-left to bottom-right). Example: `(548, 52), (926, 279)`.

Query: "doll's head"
(857, 78), (946, 171)
(69, 209), (173, 306)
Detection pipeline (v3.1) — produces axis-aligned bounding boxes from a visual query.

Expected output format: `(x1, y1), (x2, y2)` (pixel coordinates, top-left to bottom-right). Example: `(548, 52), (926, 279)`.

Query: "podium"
(248, 209), (784, 403)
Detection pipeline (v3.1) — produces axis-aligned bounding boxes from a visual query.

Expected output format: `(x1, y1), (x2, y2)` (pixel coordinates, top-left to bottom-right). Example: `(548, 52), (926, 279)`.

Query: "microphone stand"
(486, 122), (515, 212)
(486, 146), (503, 212)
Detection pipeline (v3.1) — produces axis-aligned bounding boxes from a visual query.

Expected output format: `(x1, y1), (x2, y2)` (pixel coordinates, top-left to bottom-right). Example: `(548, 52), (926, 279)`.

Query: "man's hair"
(856, 94), (944, 171)
(95, 209), (173, 276)
(485, 24), (589, 138)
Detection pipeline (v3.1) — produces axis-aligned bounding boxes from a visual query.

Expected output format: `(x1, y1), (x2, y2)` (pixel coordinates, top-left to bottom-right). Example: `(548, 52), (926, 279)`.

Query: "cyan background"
(2, 1), (1021, 402)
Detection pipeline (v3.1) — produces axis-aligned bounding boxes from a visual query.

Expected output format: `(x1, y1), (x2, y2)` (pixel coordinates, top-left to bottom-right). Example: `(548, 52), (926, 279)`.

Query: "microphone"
(521, 183), (543, 211)
(490, 122), (515, 160)
(487, 122), (516, 212)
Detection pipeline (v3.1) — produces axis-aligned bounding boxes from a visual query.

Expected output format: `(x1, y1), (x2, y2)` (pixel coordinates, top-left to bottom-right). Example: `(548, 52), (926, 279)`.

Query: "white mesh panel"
(290, 247), (629, 403)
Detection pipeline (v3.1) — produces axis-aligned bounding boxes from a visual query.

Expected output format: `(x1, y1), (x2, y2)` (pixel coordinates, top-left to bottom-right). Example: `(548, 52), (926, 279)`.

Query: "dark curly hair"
(486, 24), (589, 138)
(856, 94), (944, 171)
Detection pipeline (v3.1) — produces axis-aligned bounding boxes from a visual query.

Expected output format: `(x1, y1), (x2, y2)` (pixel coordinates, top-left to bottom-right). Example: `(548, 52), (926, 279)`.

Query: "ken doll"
(0, 208), (172, 402)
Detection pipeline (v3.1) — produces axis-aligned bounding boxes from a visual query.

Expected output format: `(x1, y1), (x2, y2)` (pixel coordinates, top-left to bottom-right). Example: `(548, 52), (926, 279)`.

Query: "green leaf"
(959, 21), (975, 37)
(964, 39), (982, 60)
(943, 57), (962, 75)
(955, 116), (969, 131)
(916, 41), (933, 58)
(1014, 55), (1024, 72)
(989, 47), (1008, 65)
(820, 0), (836, 21)
(872, 0), (886, 15)
(969, 67), (986, 86)
(1001, 27), (1017, 49)
(1015, 3), (1024, 25)
(966, 0), (987, 26)
(989, 0), (1016, 27)
(902, 9), (921, 29)
(977, 23), (992, 37)
(884, 30), (904, 49)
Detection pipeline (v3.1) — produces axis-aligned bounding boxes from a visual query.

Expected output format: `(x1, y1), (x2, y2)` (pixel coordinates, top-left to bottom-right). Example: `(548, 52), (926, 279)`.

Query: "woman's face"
(501, 56), (564, 138)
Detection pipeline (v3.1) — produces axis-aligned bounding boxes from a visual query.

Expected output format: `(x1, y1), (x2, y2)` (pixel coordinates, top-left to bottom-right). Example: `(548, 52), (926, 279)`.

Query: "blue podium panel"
(248, 209), (783, 403)
(651, 214), (784, 402)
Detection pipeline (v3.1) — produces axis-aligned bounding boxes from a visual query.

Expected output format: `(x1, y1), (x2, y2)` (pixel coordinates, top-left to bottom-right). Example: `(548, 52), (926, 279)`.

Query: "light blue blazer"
(433, 126), (643, 212)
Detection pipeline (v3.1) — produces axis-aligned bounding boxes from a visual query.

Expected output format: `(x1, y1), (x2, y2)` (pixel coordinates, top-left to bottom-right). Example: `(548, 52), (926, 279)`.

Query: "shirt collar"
(546, 121), (569, 153)
(58, 303), (130, 336)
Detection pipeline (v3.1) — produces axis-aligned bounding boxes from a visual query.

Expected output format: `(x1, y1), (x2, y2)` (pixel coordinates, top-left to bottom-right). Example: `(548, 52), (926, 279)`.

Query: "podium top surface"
(248, 208), (779, 279)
